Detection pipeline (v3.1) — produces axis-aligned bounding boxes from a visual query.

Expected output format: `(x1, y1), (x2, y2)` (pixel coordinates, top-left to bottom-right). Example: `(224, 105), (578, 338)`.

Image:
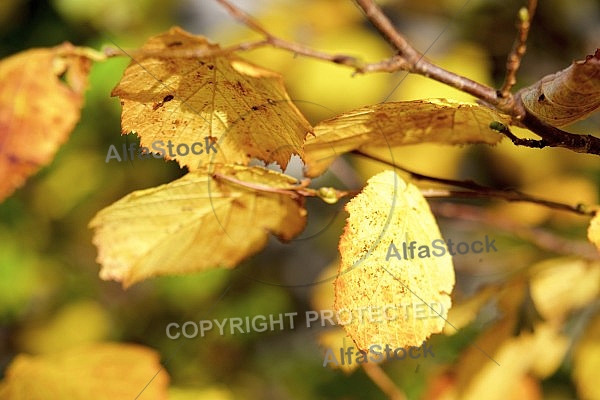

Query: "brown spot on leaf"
(153, 94), (174, 110)
(231, 198), (246, 209)
(235, 81), (245, 94)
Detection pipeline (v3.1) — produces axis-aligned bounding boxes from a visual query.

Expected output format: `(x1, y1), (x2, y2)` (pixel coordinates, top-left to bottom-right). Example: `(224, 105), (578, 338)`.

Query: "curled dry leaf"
(0, 43), (91, 202)
(334, 170), (455, 351)
(303, 99), (508, 177)
(0, 343), (169, 400)
(89, 165), (306, 287)
(112, 26), (311, 170)
(520, 49), (600, 127)
(318, 328), (361, 374)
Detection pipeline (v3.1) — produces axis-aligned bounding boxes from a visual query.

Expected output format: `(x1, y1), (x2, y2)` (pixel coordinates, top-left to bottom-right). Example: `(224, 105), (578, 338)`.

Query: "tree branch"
(352, 150), (597, 216)
(214, 0), (600, 156)
(103, 39), (269, 59)
(500, 0), (538, 96)
(353, 0), (420, 64)
(421, 188), (592, 216)
(489, 120), (548, 148)
(521, 110), (600, 154)
(352, 0), (518, 114)
(490, 116), (600, 154)
(215, 0), (372, 70)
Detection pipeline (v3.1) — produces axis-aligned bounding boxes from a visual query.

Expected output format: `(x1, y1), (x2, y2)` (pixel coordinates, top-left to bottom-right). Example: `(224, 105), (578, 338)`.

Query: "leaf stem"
(500, 0), (538, 96)
(212, 171), (354, 203)
(212, 172), (309, 199)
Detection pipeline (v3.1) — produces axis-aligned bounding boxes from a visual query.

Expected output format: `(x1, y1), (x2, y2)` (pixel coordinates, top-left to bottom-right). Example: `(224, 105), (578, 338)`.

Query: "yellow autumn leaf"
(573, 311), (600, 400)
(17, 300), (111, 354)
(529, 257), (600, 323)
(456, 321), (567, 400)
(453, 278), (569, 399)
(112, 26), (312, 171)
(529, 327), (570, 379)
(0, 43), (92, 202)
(168, 387), (234, 400)
(319, 328), (361, 373)
(310, 261), (360, 373)
(310, 260), (339, 314)
(334, 170), (455, 351)
(520, 49), (600, 127)
(0, 343), (169, 400)
(443, 285), (497, 335)
(89, 165), (307, 287)
(423, 373), (542, 400)
(589, 212), (600, 251)
(303, 99), (509, 177)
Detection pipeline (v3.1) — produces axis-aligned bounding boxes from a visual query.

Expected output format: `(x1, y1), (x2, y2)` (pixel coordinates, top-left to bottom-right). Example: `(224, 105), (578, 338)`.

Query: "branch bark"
(352, 150), (597, 216)
(214, 0), (600, 156)
(500, 0), (538, 96)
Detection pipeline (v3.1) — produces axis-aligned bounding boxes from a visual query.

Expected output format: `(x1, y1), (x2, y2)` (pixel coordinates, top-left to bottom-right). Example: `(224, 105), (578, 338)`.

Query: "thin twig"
(489, 120), (548, 148)
(213, 172), (312, 199)
(353, 0), (512, 112)
(520, 110), (600, 154)
(352, 150), (596, 216)
(217, 0), (504, 108)
(500, 0), (538, 96)
(351, 0), (599, 156)
(421, 188), (592, 215)
(491, 116), (600, 155)
(353, 0), (420, 63)
(212, 0), (600, 156)
(215, 0), (370, 70)
(430, 203), (600, 261)
(361, 363), (407, 400)
(103, 40), (269, 59)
